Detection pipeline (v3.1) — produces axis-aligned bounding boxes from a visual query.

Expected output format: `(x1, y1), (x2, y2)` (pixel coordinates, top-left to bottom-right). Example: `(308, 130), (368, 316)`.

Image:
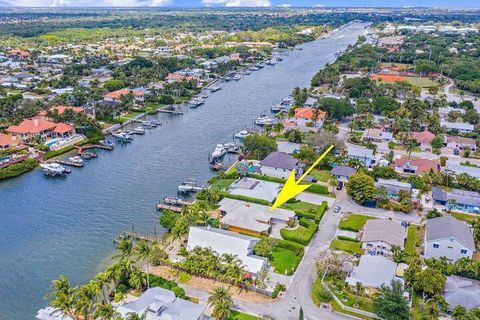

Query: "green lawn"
(451, 212), (479, 222)
(211, 178), (235, 190)
(281, 201), (319, 213)
(405, 76), (438, 89)
(269, 247), (302, 275)
(405, 225), (418, 256)
(312, 169), (331, 182)
(230, 311), (261, 320)
(330, 239), (364, 255)
(338, 214), (376, 232)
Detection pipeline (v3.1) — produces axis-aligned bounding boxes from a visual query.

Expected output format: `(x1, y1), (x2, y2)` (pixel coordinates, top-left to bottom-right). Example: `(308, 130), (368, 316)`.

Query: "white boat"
(99, 140), (114, 148)
(249, 66), (260, 71)
(41, 163), (70, 176)
(224, 142), (240, 153)
(133, 127), (145, 134)
(189, 97), (205, 108)
(255, 114), (274, 126)
(270, 103), (286, 113)
(112, 132), (133, 142)
(233, 74), (241, 81)
(211, 144), (228, 158)
(280, 97), (294, 106)
(209, 86), (221, 92)
(141, 121), (153, 127)
(68, 156), (83, 164)
(234, 130), (251, 139)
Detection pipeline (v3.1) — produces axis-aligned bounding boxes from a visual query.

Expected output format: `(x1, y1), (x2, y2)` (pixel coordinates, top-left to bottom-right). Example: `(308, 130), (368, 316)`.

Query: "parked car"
(336, 181), (343, 190)
(333, 206), (341, 213)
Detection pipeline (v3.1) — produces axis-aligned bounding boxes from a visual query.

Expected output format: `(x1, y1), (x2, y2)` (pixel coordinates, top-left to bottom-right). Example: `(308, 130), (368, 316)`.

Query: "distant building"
(360, 219), (406, 255)
(432, 187), (480, 214)
(331, 165), (357, 182)
(444, 275), (480, 311)
(440, 120), (475, 133)
(446, 162), (480, 179)
(394, 157), (438, 175)
(347, 145), (374, 167)
(362, 128), (393, 142)
(259, 151), (305, 179)
(375, 178), (412, 198)
(446, 136), (477, 151)
(424, 215), (475, 262)
(187, 226), (268, 276)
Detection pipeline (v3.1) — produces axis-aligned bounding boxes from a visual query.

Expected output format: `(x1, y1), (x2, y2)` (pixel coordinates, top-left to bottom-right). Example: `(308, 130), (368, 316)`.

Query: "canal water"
(0, 23), (366, 320)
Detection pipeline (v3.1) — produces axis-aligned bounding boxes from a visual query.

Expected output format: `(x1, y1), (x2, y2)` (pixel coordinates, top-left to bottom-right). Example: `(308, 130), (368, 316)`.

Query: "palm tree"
(452, 305), (467, 320)
(405, 139), (417, 159)
(46, 275), (80, 320)
(125, 311), (147, 320)
(135, 240), (153, 289)
(355, 282), (364, 296)
(114, 239), (133, 260)
(129, 269), (147, 291)
(208, 286), (233, 320)
(329, 175), (338, 194)
(93, 302), (119, 320)
(392, 245), (408, 263)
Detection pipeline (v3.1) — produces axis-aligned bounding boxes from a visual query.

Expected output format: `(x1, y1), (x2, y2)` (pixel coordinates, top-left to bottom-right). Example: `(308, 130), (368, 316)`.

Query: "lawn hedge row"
(337, 236), (359, 242)
(306, 184), (329, 195)
(220, 192), (271, 206)
(248, 173), (285, 184)
(316, 201), (328, 222)
(148, 273), (186, 298)
(280, 218), (318, 245)
(43, 145), (74, 160)
(0, 158), (38, 180)
(295, 201), (328, 223)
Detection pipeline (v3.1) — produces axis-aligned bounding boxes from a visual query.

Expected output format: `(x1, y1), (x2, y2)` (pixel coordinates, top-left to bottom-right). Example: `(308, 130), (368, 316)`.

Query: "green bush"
(316, 201), (328, 222)
(295, 210), (318, 220)
(0, 158), (38, 180)
(148, 273), (186, 298)
(306, 184), (329, 195)
(220, 192), (271, 206)
(337, 236), (359, 242)
(272, 283), (286, 299)
(248, 173), (285, 184)
(44, 145), (74, 160)
(280, 218), (318, 245)
(275, 238), (305, 255)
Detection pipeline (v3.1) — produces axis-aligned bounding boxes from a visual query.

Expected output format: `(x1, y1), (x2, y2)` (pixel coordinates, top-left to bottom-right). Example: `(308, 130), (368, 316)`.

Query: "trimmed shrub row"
(281, 218), (318, 245)
(337, 236), (359, 242)
(220, 192), (271, 206)
(148, 273), (186, 298)
(43, 145), (74, 160)
(0, 158), (38, 180)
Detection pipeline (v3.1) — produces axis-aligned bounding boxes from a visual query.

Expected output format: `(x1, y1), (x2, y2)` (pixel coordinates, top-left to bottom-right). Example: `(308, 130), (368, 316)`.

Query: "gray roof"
(361, 219), (406, 248)
(426, 216), (475, 250)
(348, 145), (373, 158)
(259, 151), (300, 170)
(331, 165), (357, 177)
(446, 162), (480, 179)
(444, 275), (480, 311)
(433, 187), (480, 207)
(346, 255), (401, 288)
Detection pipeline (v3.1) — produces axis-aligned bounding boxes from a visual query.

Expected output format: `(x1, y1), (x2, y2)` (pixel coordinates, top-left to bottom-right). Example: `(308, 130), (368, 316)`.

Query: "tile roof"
(426, 215), (475, 250)
(52, 123), (74, 134)
(293, 107), (326, 120)
(361, 219), (406, 248)
(7, 119), (57, 134)
(394, 157), (438, 174)
(0, 133), (20, 147)
(407, 130), (435, 144)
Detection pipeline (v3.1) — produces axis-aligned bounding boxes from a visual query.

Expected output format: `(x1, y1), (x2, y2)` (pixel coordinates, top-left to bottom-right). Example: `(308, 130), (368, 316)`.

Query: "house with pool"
(432, 187), (480, 214)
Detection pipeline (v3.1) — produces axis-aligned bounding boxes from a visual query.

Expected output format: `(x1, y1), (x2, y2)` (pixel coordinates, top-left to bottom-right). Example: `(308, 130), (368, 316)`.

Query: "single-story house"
(346, 255), (402, 295)
(38, 105), (85, 119)
(0, 133), (21, 150)
(424, 215), (475, 262)
(446, 162), (480, 179)
(276, 141), (301, 154)
(187, 227), (268, 276)
(375, 178), (412, 198)
(362, 128), (393, 142)
(229, 178), (281, 202)
(331, 165), (357, 182)
(405, 130), (436, 151)
(440, 120), (475, 133)
(444, 275), (480, 311)
(432, 187), (480, 214)
(394, 157), (438, 175)
(259, 151), (305, 179)
(347, 145), (375, 167)
(360, 219), (406, 255)
(446, 136), (477, 151)
(218, 198), (295, 236)
(116, 287), (206, 320)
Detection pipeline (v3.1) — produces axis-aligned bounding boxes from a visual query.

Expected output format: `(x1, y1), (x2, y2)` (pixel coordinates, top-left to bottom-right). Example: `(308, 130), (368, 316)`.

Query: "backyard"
(269, 247), (303, 275)
(330, 238), (363, 255)
(312, 169), (331, 182)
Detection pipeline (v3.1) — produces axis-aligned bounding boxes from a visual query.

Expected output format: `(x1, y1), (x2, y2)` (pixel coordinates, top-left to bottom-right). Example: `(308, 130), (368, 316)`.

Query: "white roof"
(346, 255), (401, 288)
(446, 162), (480, 179)
(219, 198), (294, 233)
(440, 120), (474, 131)
(187, 227), (267, 274)
(348, 145), (373, 158)
(229, 178), (281, 202)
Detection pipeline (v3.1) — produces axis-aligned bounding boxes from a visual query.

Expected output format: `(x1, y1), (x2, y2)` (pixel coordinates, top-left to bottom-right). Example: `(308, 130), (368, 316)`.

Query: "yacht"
(280, 97), (294, 106)
(233, 74), (241, 81)
(270, 103), (286, 113)
(112, 132), (133, 142)
(68, 156), (84, 165)
(211, 144), (228, 159)
(133, 127), (145, 135)
(224, 75), (233, 81)
(141, 121), (153, 128)
(189, 97), (205, 108)
(234, 129), (251, 139)
(209, 86), (221, 92)
(151, 120), (161, 127)
(99, 140), (114, 148)
(254, 114), (274, 126)
(41, 163), (70, 176)
(249, 66), (260, 71)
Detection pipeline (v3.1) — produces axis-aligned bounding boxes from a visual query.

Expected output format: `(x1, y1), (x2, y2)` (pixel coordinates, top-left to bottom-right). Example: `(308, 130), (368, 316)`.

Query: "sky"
(0, 0), (478, 8)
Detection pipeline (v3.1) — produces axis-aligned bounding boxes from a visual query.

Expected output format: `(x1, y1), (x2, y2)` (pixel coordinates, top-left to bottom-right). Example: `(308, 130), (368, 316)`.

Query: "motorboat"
(151, 120), (161, 127)
(280, 97), (294, 106)
(224, 142), (240, 153)
(177, 179), (204, 193)
(112, 132), (133, 142)
(224, 75), (233, 81)
(209, 86), (221, 92)
(200, 92), (209, 99)
(233, 74), (241, 81)
(254, 114), (274, 126)
(99, 140), (114, 148)
(68, 156), (84, 165)
(189, 97), (205, 108)
(249, 66), (260, 71)
(234, 129), (251, 139)
(141, 121), (153, 127)
(211, 144), (228, 159)
(270, 103), (286, 113)
(133, 127), (145, 135)
(41, 163), (70, 176)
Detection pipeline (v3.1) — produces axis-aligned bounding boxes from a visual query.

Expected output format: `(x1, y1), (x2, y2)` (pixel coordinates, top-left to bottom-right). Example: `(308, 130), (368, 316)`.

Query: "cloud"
(202, 0), (271, 7)
(277, 3), (291, 7)
(0, 0), (172, 6)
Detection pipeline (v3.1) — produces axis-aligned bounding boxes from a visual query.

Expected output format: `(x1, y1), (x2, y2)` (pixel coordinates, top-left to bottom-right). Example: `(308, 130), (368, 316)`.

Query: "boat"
(266, 59), (277, 66)
(151, 120), (161, 127)
(239, 70), (250, 75)
(233, 74), (241, 81)
(234, 129), (251, 139)
(249, 66), (260, 71)
(177, 179), (205, 193)
(256, 63), (264, 69)
(189, 97), (205, 108)
(211, 144), (228, 159)
(112, 132), (133, 142)
(133, 127), (145, 135)
(41, 163), (71, 176)
(270, 103), (286, 113)
(141, 121), (153, 128)
(254, 114), (275, 126)
(210, 161), (224, 171)
(99, 140), (114, 148)
(224, 142), (240, 153)
(200, 92), (209, 99)
(68, 156), (84, 165)
(280, 97), (294, 106)
(209, 86), (221, 92)
(224, 75), (233, 81)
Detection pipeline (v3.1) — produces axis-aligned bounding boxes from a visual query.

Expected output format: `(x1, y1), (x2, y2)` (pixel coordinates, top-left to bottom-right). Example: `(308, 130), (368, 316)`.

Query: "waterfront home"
(229, 178), (281, 202)
(446, 136), (477, 151)
(440, 120), (475, 133)
(276, 141), (301, 154)
(346, 255), (402, 296)
(444, 275), (480, 311)
(187, 227), (268, 276)
(291, 107), (326, 128)
(0, 133), (21, 150)
(360, 219), (406, 255)
(446, 162), (480, 179)
(38, 105), (85, 119)
(362, 128), (393, 142)
(259, 151), (305, 179)
(424, 215), (475, 262)
(116, 287), (206, 320)
(404, 130), (436, 151)
(218, 198), (295, 236)
(331, 165), (356, 182)
(347, 145), (374, 167)
(432, 187), (480, 214)
(375, 178), (412, 198)
(6, 118), (75, 142)
(304, 97), (317, 107)
(104, 88), (145, 103)
(394, 157), (438, 175)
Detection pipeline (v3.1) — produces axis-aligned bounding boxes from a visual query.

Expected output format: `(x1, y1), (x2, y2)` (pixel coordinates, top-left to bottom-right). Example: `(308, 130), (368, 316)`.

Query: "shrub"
(220, 192), (271, 206)
(280, 218), (318, 245)
(316, 201), (328, 222)
(149, 274), (185, 298)
(337, 236), (359, 242)
(272, 283), (286, 299)
(44, 145), (74, 160)
(0, 158), (38, 180)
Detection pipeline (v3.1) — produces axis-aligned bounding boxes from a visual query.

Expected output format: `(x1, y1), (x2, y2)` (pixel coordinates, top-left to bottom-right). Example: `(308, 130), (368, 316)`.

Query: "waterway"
(0, 22), (366, 320)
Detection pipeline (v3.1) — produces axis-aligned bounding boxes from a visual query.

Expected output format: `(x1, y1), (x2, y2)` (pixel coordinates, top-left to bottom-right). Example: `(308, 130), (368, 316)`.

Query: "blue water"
(0, 23), (366, 320)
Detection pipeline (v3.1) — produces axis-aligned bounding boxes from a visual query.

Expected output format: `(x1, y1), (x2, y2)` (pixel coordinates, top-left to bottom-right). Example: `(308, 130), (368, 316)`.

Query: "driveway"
(298, 192), (336, 207)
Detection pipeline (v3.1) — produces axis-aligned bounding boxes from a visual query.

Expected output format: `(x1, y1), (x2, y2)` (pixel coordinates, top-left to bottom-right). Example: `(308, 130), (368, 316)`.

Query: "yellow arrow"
(270, 145), (334, 211)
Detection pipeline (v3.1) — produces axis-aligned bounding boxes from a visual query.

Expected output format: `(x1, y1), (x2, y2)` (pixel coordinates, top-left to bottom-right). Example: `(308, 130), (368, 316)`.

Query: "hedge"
(316, 201), (328, 222)
(306, 184), (329, 195)
(148, 273), (186, 298)
(337, 236), (359, 242)
(280, 218), (318, 245)
(44, 145), (74, 160)
(0, 158), (38, 180)
(220, 192), (271, 206)
(248, 173), (286, 184)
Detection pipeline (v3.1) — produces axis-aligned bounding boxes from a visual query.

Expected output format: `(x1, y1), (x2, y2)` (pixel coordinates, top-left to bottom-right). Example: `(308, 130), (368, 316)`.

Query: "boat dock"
(162, 196), (193, 207)
(156, 203), (184, 212)
(54, 159), (84, 167)
(115, 231), (162, 243)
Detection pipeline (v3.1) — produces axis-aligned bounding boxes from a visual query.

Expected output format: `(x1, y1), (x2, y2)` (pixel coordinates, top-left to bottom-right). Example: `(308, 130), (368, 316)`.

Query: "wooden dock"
(158, 109), (183, 115)
(163, 197), (193, 207)
(54, 159), (83, 167)
(115, 231), (162, 243)
(156, 203), (184, 212)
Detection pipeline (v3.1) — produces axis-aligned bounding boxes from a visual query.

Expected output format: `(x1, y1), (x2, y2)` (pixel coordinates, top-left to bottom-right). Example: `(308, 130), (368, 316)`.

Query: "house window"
(461, 249), (468, 254)
(433, 244), (439, 249)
